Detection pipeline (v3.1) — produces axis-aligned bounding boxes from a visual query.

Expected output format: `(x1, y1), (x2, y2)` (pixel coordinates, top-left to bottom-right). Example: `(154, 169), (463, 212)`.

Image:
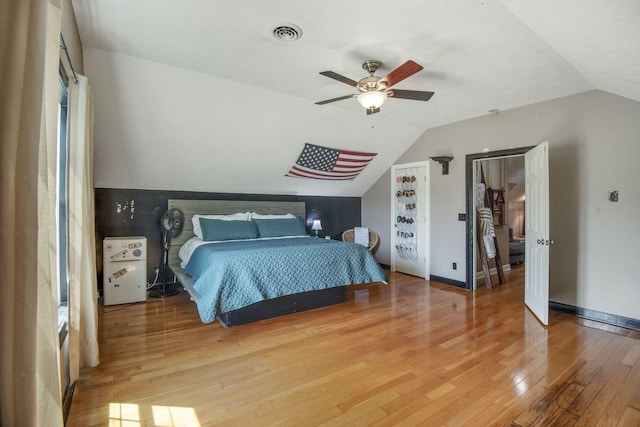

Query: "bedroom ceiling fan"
(315, 59), (435, 115)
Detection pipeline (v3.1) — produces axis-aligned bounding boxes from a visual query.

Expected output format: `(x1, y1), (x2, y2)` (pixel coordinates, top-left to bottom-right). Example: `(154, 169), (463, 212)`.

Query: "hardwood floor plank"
(479, 385), (548, 427)
(568, 337), (634, 420)
(66, 267), (640, 426)
(615, 407), (640, 426)
(511, 359), (583, 426)
(572, 363), (632, 426)
(600, 342), (640, 422)
(621, 339), (640, 367)
(337, 372), (416, 412)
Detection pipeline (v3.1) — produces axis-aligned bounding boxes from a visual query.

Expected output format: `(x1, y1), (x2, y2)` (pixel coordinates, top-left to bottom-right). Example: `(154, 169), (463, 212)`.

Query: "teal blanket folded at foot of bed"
(185, 237), (387, 323)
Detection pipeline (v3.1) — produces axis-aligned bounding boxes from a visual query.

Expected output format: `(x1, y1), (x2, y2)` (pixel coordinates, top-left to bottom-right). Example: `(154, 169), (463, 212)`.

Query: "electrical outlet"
(154, 265), (160, 273)
(452, 262), (457, 270)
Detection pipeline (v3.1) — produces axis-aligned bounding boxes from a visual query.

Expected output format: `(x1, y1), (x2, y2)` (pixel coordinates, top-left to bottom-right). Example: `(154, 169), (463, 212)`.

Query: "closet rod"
(60, 34), (79, 85)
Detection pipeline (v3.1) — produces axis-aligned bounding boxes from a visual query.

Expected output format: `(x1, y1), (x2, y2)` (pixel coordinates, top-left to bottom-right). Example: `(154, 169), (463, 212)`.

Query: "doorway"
(473, 155), (526, 288)
(465, 147), (534, 289)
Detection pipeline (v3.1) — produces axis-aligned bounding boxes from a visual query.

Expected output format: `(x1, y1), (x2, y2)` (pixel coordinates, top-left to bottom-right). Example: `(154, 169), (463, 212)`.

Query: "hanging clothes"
(478, 207), (496, 258)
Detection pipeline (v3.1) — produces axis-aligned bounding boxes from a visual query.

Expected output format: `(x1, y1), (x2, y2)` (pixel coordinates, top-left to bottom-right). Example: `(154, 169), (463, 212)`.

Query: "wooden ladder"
(476, 167), (505, 289)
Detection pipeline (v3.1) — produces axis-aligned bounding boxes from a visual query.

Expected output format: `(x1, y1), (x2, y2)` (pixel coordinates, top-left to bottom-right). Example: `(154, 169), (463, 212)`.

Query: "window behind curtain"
(57, 68), (71, 411)
(57, 70), (69, 313)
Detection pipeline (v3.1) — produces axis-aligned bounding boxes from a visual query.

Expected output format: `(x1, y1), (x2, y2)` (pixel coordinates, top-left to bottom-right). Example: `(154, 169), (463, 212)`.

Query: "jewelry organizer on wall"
(394, 169), (418, 260)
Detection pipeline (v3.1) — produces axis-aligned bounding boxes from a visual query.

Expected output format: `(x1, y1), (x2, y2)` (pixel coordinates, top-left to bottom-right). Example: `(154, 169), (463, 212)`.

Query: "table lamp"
(311, 219), (323, 237)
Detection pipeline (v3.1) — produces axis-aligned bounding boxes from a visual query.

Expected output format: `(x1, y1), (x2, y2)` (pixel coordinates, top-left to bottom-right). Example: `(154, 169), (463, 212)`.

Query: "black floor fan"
(149, 208), (184, 298)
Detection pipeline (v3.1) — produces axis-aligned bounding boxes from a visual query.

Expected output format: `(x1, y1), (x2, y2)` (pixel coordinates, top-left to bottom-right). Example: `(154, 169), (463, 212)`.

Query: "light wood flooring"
(67, 266), (640, 426)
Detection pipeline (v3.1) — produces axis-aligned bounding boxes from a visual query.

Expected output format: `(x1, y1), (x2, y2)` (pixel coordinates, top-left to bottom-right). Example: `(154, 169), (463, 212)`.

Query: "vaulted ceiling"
(71, 0), (640, 196)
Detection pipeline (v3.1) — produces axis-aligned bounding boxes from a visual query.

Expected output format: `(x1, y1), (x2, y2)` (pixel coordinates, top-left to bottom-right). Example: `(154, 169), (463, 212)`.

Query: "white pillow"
(250, 212), (296, 219)
(192, 212), (250, 239)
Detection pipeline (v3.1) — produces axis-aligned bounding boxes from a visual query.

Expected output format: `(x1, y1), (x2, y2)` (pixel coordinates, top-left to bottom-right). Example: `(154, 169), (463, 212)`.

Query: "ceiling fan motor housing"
(358, 75), (383, 93)
(359, 60), (387, 92)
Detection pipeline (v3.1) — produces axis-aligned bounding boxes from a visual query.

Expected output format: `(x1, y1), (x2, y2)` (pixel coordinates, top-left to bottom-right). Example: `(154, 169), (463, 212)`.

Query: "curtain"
(0, 0), (64, 426)
(68, 75), (100, 379)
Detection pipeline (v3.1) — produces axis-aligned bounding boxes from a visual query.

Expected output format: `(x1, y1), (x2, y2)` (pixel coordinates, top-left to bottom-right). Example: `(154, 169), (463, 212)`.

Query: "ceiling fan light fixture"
(357, 91), (388, 110)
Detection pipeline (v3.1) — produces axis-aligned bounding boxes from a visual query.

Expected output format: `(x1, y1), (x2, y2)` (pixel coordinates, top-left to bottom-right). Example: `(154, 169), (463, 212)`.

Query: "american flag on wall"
(286, 143), (377, 180)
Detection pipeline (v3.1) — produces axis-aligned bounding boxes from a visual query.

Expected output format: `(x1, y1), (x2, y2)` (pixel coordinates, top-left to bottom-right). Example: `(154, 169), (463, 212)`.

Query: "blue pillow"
(199, 218), (259, 241)
(253, 218), (306, 238)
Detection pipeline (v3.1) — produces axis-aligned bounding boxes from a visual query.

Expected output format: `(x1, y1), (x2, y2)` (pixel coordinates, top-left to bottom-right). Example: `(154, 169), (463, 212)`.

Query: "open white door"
(391, 162), (429, 278)
(524, 141), (550, 325)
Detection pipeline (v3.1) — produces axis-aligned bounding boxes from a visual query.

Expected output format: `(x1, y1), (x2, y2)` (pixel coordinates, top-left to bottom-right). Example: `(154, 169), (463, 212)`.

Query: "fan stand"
(149, 231), (179, 299)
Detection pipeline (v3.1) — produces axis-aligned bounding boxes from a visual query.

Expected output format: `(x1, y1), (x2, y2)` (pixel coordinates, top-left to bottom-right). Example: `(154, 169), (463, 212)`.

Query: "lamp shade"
(357, 90), (388, 110)
(311, 219), (322, 231)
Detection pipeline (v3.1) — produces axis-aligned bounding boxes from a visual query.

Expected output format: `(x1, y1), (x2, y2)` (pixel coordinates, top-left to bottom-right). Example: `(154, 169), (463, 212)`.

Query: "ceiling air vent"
(273, 24), (303, 42)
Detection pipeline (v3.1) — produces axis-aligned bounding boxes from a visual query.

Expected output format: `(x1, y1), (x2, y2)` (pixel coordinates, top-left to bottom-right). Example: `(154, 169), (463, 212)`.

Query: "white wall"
(61, 0), (83, 73)
(363, 90), (640, 320)
(84, 48), (426, 197)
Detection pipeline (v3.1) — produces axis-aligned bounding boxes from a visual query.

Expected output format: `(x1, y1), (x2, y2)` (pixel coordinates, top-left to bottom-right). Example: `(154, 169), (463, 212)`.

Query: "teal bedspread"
(184, 237), (387, 323)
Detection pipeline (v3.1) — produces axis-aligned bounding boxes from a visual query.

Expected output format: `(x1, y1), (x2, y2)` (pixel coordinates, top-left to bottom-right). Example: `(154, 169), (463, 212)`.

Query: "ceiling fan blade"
(379, 60), (424, 89)
(366, 107), (380, 115)
(319, 71), (359, 87)
(315, 94), (356, 105)
(389, 89), (435, 102)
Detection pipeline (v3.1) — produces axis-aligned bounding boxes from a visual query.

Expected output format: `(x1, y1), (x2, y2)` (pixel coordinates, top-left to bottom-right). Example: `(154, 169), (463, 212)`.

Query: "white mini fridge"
(103, 236), (147, 305)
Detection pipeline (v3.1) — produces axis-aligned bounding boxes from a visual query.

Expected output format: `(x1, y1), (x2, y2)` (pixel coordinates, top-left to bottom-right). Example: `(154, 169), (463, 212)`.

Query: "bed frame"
(167, 199), (346, 327)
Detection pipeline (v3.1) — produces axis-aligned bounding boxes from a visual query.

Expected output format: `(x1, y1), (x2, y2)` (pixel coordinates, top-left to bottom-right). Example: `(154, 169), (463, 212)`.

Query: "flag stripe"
(289, 165), (361, 178)
(338, 154), (377, 162)
(333, 162), (368, 170)
(286, 170), (355, 180)
(335, 160), (369, 169)
(288, 168), (358, 180)
(339, 149), (378, 157)
(286, 173), (354, 181)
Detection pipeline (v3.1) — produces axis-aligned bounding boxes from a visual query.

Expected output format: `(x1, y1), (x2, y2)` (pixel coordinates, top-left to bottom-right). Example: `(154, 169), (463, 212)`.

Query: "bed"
(167, 199), (388, 326)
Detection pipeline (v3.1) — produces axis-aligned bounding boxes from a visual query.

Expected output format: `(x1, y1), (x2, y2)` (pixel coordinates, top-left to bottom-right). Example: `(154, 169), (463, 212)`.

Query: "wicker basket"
(341, 228), (380, 252)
